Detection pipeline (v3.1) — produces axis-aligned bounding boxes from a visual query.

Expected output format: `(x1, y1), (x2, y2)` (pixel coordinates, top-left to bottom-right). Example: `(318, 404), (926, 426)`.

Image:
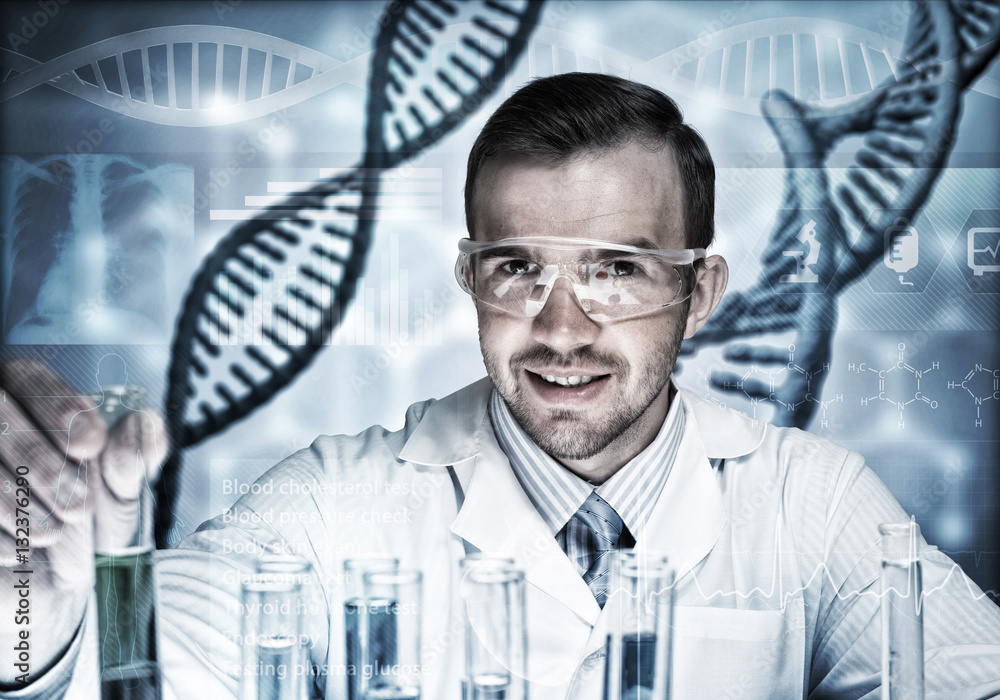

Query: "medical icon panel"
(757, 209), (839, 294)
(956, 210), (1000, 294)
(864, 210), (941, 295)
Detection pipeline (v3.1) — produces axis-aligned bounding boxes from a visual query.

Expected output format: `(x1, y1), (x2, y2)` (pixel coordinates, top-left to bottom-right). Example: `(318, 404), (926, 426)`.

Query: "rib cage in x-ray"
(0, 155), (190, 344)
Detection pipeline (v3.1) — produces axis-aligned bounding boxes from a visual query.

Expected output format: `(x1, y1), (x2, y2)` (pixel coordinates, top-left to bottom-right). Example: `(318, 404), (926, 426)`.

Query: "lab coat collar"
(397, 377), (495, 467)
(681, 388), (767, 460)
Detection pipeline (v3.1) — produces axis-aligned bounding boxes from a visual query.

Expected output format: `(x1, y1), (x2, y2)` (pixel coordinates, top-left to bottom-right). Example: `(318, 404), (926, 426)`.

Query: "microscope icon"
(780, 219), (821, 284)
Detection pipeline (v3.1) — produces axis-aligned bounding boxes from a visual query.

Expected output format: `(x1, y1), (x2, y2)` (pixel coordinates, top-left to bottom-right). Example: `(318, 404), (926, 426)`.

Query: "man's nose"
(531, 277), (601, 352)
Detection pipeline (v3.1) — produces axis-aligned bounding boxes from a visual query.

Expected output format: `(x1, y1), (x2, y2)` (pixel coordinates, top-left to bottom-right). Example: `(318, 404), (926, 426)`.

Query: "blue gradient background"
(1, 1), (997, 599)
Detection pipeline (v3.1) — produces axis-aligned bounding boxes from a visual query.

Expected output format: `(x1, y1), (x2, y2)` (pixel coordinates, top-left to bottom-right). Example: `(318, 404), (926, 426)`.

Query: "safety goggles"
(455, 236), (706, 322)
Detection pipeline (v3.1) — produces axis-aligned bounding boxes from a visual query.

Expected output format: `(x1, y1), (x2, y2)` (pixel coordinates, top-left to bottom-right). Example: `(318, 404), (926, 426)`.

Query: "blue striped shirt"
(489, 385), (686, 575)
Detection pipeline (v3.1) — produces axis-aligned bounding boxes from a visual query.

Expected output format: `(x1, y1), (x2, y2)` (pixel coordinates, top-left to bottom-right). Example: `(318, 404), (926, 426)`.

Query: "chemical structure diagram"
(718, 344), (843, 428)
(848, 343), (938, 429)
(948, 364), (998, 428)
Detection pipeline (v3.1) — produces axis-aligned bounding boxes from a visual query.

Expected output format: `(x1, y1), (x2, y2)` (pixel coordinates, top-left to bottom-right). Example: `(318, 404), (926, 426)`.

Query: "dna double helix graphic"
(147, 0), (545, 545)
(7, 15), (998, 123)
(0, 25), (346, 126)
(642, 14), (999, 110)
(681, 0), (1000, 428)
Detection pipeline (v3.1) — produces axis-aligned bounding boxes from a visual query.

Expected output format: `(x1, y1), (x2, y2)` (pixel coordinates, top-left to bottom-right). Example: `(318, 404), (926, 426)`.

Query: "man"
(2, 73), (999, 699)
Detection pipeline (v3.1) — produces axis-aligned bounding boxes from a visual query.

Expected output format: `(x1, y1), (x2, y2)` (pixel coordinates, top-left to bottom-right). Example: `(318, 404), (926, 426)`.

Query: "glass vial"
(344, 556), (400, 700)
(92, 384), (161, 700)
(462, 560), (527, 700)
(361, 569), (423, 700)
(880, 521), (925, 700)
(240, 554), (312, 700)
(460, 556), (516, 700)
(603, 550), (674, 700)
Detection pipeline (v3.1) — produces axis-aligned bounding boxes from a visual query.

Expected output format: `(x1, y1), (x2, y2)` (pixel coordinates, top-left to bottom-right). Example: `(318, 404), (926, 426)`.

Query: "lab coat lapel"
(451, 426), (599, 622)
(451, 421), (602, 686)
(635, 388), (763, 580)
(636, 409), (726, 580)
(582, 393), (730, 658)
(398, 381), (749, 686)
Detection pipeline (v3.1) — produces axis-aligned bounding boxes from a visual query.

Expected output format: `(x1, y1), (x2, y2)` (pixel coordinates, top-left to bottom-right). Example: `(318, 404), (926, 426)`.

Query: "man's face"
(471, 142), (709, 480)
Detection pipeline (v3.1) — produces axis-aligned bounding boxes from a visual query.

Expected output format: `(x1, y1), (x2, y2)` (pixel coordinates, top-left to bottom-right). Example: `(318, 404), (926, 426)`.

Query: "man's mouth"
(524, 369), (612, 394)
(538, 374), (596, 387)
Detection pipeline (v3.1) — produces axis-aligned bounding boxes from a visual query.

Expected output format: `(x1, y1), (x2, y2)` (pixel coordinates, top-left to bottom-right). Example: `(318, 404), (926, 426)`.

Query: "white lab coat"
(27, 377), (1000, 700)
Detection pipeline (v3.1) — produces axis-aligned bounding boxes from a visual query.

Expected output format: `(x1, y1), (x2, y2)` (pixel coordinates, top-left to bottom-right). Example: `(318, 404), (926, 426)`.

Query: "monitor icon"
(967, 227), (1000, 276)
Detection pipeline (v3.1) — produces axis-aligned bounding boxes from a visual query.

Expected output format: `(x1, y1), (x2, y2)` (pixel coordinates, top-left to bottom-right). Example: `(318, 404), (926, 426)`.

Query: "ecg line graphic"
(627, 520), (999, 621)
(4, 17), (999, 124)
(968, 227), (1000, 276)
(974, 237), (1000, 259)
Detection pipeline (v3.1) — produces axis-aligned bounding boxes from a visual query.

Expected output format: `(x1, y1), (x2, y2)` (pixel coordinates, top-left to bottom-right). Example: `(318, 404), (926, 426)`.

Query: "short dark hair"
(465, 72), (715, 249)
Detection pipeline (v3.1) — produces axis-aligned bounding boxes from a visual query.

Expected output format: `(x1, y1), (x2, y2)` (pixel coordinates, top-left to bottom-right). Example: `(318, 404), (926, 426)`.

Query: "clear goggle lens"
(456, 237), (705, 322)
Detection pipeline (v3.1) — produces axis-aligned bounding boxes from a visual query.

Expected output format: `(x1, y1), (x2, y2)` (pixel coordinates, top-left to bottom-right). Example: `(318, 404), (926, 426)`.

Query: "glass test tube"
(345, 556), (401, 700)
(462, 561), (527, 700)
(460, 556), (516, 700)
(880, 521), (925, 700)
(603, 550), (674, 700)
(91, 385), (161, 700)
(361, 569), (423, 700)
(240, 554), (312, 700)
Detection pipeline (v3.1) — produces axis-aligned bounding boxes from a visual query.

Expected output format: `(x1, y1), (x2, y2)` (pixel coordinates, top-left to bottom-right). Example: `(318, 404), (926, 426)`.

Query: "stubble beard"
(481, 324), (686, 461)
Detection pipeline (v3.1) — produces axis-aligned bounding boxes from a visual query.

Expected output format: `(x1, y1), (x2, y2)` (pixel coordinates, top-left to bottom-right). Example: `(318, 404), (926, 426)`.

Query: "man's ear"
(684, 254), (728, 339)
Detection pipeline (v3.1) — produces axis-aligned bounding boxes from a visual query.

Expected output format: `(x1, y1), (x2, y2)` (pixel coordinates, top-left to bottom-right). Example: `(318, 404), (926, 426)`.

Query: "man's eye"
(500, 259), (536, 275)
(608, 260), (637, 276)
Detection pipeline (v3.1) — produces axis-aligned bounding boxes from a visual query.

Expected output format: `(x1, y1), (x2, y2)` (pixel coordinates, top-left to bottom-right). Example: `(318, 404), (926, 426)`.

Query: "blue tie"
(569, 492), (635, 606)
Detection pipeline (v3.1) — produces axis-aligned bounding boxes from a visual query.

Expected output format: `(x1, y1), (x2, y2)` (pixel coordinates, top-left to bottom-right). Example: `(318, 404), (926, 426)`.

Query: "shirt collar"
(488, 383), (686, 541)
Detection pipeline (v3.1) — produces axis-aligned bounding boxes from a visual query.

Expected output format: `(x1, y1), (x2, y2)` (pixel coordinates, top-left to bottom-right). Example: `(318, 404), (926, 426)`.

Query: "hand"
(0, 358), (167, 685)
